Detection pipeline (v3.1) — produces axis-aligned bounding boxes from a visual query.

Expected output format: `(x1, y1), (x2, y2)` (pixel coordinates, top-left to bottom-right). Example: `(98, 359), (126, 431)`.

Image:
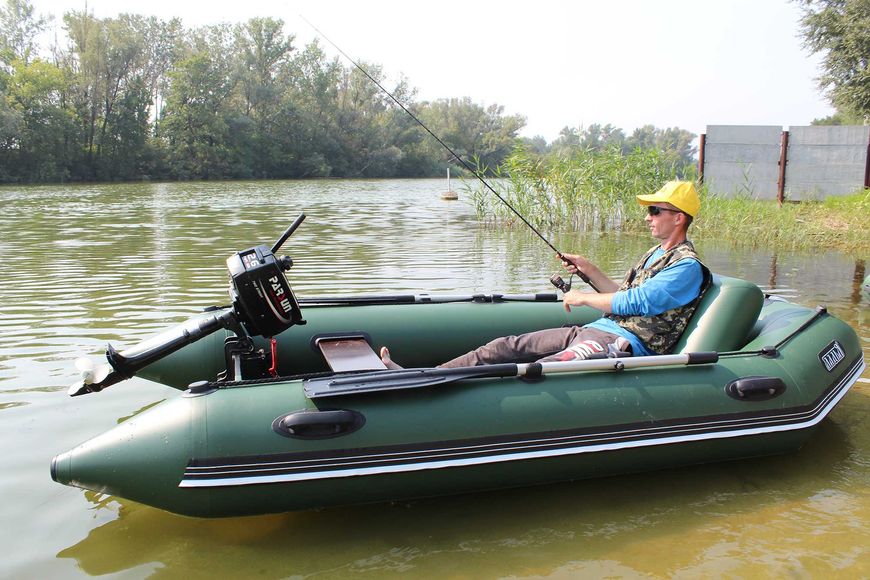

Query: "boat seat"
(314, 334), (387, 372)
(674, 274), (764, 353)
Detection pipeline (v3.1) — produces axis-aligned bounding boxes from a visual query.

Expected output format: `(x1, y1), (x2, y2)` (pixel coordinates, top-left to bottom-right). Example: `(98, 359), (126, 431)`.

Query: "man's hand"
(558, 253), (620, 294)
(562, 289), (587, 312)
(560, 253), (592, 276)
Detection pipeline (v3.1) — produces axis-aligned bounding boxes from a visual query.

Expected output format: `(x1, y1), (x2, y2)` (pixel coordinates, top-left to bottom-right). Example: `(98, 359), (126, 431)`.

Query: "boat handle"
(273, 409), (365, 439)
(724, 376), (787, 401)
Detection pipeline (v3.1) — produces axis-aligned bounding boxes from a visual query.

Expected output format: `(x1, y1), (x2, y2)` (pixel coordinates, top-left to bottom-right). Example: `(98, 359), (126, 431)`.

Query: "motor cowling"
(226, 244), (305, 338)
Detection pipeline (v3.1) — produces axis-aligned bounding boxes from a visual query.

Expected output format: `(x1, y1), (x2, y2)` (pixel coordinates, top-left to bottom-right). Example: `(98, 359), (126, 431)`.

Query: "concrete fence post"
(865, 133), (870, 189)
(777, 130), (789, 205)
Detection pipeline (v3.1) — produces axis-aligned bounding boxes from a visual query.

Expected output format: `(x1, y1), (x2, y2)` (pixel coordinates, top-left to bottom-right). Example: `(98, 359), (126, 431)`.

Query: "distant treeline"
(0, 1), (697, 183)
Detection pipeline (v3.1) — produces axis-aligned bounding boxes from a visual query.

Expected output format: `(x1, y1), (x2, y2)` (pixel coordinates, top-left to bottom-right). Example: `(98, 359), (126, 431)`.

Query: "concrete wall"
(702, 124), (869, 200)
(785, 125), (870, 198)
(703, 125), (782, 200)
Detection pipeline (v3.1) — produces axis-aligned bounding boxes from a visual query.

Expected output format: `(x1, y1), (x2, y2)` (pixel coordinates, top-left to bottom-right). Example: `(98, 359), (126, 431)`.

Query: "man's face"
(644, 202), (683, 240)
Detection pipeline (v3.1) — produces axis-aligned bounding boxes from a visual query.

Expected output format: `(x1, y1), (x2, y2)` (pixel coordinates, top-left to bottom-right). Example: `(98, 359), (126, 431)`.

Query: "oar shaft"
(518, 352), (718, 376)
(305, 352), (720, 398)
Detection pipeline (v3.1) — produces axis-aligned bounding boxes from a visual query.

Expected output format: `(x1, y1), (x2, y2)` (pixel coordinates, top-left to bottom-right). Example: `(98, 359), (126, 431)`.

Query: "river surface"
(0, 179), (867, 578)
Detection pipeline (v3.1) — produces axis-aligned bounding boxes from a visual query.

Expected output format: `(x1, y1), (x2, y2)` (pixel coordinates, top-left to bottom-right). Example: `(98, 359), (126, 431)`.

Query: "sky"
(31, 0), (835, 143)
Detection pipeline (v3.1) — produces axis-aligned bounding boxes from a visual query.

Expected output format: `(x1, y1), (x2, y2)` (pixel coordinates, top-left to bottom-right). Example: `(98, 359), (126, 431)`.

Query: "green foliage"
(797, 0), (870, 121)
(810, 110), (864, 125)
(0, 9), (700, 185)
(414, 97), (526, 177)
(161, 49), (234, 179)
(0, 0), (49, 66)
(548, 123), (697, 167)
(0, 10), (528, 183)
(695, 186), (870, 254)
(470, 144), (685, 231)
(0, 57), (76, 181)
(474, 145), (869, 255)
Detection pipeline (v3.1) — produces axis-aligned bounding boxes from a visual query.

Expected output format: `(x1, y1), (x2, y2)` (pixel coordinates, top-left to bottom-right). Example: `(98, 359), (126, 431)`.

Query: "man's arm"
(563, 259), (703, 315)
(612, 259), (703, 316)
(562, 290), (615, 313)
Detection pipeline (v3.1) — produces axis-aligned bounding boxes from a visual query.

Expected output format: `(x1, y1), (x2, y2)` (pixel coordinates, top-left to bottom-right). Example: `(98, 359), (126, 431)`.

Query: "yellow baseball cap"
(636, 181), (701, 217)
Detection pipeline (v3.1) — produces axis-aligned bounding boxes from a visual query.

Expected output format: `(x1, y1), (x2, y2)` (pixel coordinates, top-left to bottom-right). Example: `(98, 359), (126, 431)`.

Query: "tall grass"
(468, 146), (870, 255)
(696, 189), (870, 253)
(468, 145), (686, 231)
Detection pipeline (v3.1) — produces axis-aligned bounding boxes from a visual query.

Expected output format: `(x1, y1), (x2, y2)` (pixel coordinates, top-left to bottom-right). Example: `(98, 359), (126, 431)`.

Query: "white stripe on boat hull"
(179, 359), (864, 488)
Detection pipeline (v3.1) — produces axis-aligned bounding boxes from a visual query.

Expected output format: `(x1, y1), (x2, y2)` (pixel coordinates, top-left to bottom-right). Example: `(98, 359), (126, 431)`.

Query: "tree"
(102, 75), (151, 178)
(797, 0), (870, 121)
(307, 60), (418, 177)
(811, 110), (864, 124)
(580, 123), (626, 150)
(550, 123), (626, 154)
(279, 39), (343, 176)
(160, 24), (237, 179)
(551, 126), (581, 150)
(416, 97), (525, 175)
(1, 57), (76, 180)
(234, 18), (292, 118)
(0, 0), (49, 66)
(140, 16), (183, 132)
(517, 135), (549, 155)
(231, 18), (295, 177)
(161, 52), (232, 178)
(625, 125), (696, 167)
(62, 12), (164, 179)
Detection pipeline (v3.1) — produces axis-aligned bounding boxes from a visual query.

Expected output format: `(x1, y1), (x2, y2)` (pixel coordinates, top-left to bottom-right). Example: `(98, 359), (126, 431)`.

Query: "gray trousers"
(439, 326), (631, 368)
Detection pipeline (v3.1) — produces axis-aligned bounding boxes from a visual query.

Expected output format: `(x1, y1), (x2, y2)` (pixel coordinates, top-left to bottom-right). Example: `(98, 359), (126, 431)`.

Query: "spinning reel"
(549, 273), (575, 293)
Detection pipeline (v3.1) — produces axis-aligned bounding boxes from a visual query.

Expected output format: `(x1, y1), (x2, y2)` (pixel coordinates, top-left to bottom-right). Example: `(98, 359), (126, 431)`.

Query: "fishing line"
(301, 17), (600, 293)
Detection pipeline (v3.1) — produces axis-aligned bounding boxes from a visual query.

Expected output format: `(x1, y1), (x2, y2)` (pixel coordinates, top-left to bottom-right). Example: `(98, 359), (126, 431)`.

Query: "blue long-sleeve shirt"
(585, 247), (704, 355)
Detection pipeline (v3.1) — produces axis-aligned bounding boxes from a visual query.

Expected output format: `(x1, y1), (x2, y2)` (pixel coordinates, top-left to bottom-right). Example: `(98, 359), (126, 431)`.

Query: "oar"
(300, 292), (559, 306)
(304, 352), (719, 398)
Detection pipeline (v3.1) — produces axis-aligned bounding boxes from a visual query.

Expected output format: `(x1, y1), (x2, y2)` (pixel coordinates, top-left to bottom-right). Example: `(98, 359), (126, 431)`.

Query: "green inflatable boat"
(52, 217), (865, 517)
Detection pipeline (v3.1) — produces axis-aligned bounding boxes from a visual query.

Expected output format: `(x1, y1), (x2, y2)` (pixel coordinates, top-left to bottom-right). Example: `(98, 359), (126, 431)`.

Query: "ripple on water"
(0, 179), (867, 578)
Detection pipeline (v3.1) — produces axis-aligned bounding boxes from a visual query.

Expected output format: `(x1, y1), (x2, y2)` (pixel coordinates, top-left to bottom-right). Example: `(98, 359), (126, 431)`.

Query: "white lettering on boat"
(819, 341), (845, 372)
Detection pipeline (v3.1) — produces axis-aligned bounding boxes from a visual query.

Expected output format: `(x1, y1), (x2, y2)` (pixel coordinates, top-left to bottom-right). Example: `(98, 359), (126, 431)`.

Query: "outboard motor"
(69, 214), (307, 396)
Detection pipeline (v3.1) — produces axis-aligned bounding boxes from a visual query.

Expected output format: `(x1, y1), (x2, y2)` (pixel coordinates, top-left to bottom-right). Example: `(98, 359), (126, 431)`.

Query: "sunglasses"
(647, 206), (682, 217)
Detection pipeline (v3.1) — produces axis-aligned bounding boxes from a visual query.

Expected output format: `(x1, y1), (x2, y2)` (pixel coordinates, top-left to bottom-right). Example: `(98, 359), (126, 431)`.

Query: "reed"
(469, 147), (869, 255)
(469, 145), (685, 231)
(695, 189), (870, 254)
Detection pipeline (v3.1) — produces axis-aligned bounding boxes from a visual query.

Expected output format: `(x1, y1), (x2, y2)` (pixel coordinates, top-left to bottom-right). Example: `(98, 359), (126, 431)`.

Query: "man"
(380, 180), (710, 369)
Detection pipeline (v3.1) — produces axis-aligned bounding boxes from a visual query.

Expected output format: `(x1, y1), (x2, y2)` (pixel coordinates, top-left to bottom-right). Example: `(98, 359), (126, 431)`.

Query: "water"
(1, 179), (867, 578)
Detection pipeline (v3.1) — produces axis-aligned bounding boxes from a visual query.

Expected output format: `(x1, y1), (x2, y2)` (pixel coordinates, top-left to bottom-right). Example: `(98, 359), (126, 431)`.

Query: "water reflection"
(769, 254), (778, 291)
(851, 259), (866, 305)
(57, 416), (855, 578)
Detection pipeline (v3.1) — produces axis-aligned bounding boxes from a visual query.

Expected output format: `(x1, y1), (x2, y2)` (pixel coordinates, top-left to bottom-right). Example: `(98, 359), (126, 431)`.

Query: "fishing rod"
(301, 18), (600, 294)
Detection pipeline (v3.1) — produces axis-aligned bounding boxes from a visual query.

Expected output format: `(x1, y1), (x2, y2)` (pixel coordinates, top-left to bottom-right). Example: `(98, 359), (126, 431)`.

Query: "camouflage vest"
(606, 240), (711, 355)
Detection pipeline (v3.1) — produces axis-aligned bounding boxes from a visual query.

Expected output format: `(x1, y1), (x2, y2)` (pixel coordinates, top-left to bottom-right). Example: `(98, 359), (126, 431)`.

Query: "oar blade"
(304, 364), (518, 399)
